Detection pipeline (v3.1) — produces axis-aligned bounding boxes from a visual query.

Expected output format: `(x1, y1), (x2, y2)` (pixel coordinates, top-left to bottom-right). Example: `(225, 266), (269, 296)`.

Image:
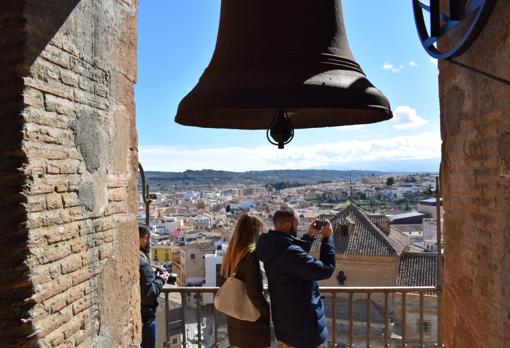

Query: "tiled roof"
(312, 204), (407, 256)
(367, 214), (391, 224)
(397, 252), (437, 288)
(322, 297), (385, 324)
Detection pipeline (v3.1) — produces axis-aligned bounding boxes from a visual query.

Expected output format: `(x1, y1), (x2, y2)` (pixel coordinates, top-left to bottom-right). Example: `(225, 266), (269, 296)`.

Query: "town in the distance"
(140, 169), (442, 347)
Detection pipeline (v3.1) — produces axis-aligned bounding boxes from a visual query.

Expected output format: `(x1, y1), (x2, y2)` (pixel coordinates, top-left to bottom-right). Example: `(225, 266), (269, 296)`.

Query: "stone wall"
(317, 255), (399, 288)
(0, 0), (140, 347)
(439, 1), (510, 347)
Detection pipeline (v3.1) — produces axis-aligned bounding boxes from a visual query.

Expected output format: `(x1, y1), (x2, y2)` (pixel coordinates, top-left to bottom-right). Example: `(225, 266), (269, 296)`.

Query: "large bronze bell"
(175, 0), (392, 137)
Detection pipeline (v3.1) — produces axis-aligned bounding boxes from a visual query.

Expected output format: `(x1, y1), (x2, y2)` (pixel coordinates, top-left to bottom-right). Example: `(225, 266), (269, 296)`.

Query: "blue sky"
(136, 0), (441, 172)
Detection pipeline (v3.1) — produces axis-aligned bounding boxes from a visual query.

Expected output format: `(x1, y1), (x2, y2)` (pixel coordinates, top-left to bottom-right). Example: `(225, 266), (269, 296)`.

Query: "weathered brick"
(46, 331), (65, 347)
(29, 182), (54, 195)
(63, 316), (83, 339)
(48, 295), (68, 313)
(94, 84), (108, 98)
(45, 193), (63, 210)
(40, 43), (70, 69)
(65, 285), (84, 305)
(34, 311), (71, 339)
(46, 163), (60, 174)
(98, 244), (113, 260)
(24, 77), (74, 100)
(27, 209), (69, 229)
(60, 69), (79, 87)
(78, 77), (94, 92)
(62, 192), (80, 208)
(74, 89), (109, 110)
(72, 329), (87, 346)
(72, 295), (94, 315)
(22, 106), (71, 129)
(105, 201), (126, 215)
(23, 87), (44, 108)
(27, 195), (46, 212)
(71, 267), (98, 286)
(70, 242), (82, 253)
(34, 242), (71, 264)
(54, 182), (68, 193)
(61, 254), (83, 274)
(35, 277), (72, 302)
(45, 94), (76, 116)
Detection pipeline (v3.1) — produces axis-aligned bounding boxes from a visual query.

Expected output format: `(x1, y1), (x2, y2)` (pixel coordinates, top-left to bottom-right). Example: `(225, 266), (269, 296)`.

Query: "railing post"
(419, 293), (424, 347)
(181, 292), (187, 347)
(367, 292), (371, 348)
(196, 292), (202, 347)
(331, 292), (337, 346)
(402, 292), (407, 347)
(348, 292), (353, 348)
(164, 292), (169, 347)
(384, 292), (389, 348)
(213, 298), (218, 348)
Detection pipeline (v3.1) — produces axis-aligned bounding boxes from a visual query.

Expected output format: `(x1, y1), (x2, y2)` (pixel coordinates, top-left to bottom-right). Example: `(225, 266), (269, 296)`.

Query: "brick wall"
(0, 0), (140, 347)
(439, 1), (510, 347)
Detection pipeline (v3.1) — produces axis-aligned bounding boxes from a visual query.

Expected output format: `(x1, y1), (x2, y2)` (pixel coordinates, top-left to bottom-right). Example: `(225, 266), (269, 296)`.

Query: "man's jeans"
(141, 318), (156, 348)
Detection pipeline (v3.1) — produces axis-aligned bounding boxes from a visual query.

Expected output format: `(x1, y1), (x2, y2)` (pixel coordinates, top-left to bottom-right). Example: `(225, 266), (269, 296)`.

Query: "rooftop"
(312, 204), (407, 257)
(397, 252), (437, 288)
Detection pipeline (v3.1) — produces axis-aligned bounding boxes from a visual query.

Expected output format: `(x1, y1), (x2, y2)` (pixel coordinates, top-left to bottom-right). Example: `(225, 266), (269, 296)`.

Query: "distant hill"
(143, 169), (386, 187)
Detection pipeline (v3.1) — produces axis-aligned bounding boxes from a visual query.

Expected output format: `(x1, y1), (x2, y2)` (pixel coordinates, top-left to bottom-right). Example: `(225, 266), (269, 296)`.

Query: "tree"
(405, 175), (417, 183)
(196, 200), (206, 210)
(386, 177), (395, 186)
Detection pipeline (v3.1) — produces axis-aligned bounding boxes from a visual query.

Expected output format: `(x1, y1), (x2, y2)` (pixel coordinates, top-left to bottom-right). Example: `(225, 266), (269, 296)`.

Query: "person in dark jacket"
(255, 208), (335, 348)
(220, 213), (271, 348)
(139, 225), (169, 348)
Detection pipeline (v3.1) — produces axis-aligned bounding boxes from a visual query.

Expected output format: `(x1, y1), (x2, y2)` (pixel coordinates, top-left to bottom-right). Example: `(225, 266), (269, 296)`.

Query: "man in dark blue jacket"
(139, 226), (168, 348)
(256, 208), (336, 348)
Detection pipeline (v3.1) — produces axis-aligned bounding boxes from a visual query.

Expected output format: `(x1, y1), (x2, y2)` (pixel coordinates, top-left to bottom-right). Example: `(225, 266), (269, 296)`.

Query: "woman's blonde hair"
(221, 213), (265, 277)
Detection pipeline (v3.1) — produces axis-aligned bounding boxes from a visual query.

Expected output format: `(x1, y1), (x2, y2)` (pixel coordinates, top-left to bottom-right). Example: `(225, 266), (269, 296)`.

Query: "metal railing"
(161, 286), (440, 348)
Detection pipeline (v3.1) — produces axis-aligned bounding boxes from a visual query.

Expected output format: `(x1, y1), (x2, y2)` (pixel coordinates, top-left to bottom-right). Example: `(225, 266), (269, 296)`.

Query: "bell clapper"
(266, 110), (295, 149)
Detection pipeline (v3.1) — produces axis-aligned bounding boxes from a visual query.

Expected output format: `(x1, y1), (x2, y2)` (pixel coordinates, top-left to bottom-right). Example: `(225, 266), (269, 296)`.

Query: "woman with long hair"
(220, 213), (270, 348)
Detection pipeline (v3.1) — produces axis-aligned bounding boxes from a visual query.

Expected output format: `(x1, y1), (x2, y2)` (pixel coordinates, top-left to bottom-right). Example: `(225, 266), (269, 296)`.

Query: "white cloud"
(139, 131), (440, 172)
(383, 62), (404, 73)
(429, 57), (438, 67)
(409, 60), (418, 67)
(383, 62), (393, 70)
(393, 106), (429, 129)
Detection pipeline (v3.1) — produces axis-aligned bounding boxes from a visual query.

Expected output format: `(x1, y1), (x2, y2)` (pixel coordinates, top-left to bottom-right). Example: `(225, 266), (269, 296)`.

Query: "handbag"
(214, 272), (260, 322)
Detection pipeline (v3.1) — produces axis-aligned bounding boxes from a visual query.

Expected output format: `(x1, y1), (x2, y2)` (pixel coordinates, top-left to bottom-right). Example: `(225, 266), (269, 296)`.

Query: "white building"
(183, 191), (201, 201)
(382, 188), (398, 199)
(193, 215), (211, 228)
(203, 243), (227, 304)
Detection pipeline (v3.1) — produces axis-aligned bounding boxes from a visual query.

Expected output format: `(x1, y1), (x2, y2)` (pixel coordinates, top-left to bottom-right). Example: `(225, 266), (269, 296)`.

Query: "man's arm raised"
(287, 222), (336, 281)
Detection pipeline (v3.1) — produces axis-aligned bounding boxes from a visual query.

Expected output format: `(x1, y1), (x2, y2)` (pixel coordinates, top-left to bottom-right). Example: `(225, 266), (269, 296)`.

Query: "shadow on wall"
(0, 1), (80, 346)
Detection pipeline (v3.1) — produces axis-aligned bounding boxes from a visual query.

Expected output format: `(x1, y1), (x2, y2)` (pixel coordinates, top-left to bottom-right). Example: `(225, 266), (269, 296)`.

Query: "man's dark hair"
(139, 225), (150, 238)
(272, 207), (297, 225)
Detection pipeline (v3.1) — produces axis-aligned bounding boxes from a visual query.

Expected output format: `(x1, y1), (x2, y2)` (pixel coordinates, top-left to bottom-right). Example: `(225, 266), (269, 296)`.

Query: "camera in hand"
(314, 220), (328, 230)
(155, 267), (178, 285)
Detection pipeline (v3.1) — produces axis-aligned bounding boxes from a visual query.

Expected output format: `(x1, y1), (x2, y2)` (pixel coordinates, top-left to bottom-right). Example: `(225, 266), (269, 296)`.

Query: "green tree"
(386, 177), (395, 186)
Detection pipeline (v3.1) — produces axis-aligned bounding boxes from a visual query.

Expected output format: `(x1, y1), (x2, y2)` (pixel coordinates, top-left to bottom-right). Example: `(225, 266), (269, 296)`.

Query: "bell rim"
(175, 106), (393, 130)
